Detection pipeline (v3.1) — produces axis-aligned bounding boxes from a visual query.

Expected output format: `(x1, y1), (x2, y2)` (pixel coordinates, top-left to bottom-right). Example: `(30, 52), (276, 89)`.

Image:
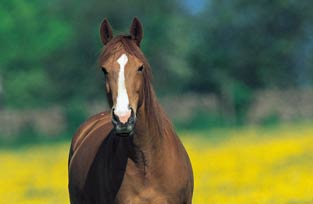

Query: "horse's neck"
(134, 104), (163, 149)
(133, 94), (171, 163)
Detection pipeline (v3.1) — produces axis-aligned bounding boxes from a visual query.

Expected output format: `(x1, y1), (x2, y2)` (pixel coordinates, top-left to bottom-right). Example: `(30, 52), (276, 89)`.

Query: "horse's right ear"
(130, 17), (143, 46)
(100, 18), (113, 45)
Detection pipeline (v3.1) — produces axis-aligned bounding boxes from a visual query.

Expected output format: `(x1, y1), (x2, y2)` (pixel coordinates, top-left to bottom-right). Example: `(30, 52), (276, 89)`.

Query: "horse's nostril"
(113, 112), (118, 121)
(111, 109), (120, 125)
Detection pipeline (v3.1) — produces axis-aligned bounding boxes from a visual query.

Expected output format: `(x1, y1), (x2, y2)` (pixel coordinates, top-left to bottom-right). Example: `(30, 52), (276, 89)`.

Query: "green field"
(1, 123), (313, 204)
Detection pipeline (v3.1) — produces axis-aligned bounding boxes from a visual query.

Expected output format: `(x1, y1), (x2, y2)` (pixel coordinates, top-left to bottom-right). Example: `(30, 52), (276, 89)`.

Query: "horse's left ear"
(130, 17), (143, 46)
(100, 18), (113, 45)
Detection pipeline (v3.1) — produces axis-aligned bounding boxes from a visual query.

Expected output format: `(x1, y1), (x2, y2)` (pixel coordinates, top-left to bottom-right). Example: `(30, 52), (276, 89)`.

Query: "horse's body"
(68, 18), (193, 204)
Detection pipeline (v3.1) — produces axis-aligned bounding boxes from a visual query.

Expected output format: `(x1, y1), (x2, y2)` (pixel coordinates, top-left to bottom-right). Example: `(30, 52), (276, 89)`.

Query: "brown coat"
(68, 18), (193, 204)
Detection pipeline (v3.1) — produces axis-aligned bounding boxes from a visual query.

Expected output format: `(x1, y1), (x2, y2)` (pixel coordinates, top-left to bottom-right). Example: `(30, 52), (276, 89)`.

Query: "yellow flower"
(1, 123), (312, 204)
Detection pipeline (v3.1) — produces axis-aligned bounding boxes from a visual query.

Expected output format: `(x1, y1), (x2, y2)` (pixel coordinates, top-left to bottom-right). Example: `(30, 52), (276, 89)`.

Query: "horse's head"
(99, 18), (148, 136)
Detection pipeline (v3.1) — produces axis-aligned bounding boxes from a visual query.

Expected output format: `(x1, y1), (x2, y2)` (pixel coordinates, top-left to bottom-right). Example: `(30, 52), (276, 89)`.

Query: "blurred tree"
(0, 0), (72, 108)
(1, 0), (313, 124)
(187, 0), (313, 122)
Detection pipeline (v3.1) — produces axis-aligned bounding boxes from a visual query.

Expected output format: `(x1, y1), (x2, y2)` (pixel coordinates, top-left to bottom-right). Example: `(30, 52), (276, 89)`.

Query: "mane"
(99, 35), (167, 137)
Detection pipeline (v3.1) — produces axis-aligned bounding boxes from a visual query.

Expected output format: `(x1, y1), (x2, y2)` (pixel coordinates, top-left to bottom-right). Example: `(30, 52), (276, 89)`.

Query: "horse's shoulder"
(70, 111), (112, 153)
(68, 111), (113, 192)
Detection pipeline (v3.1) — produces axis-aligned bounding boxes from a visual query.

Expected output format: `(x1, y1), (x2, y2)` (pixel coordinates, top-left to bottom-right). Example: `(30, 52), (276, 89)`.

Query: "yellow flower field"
(1, 123), (313, 204)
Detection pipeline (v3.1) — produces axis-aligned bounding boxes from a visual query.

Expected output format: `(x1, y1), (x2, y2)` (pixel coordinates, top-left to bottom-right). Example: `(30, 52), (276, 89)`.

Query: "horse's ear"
(100, 18), (113, 45)
(130, 17), (143, 46)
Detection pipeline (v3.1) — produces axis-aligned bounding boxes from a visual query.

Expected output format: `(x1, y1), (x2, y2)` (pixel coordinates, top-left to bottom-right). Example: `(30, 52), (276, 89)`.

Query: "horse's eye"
(102, 67), (108, 75)
(137, 65), (144, 73)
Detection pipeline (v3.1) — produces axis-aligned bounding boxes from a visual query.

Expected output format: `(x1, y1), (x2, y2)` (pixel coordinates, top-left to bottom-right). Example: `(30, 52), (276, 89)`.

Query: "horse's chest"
(114, 159), (171, 204)
(116, 185), (168, 204)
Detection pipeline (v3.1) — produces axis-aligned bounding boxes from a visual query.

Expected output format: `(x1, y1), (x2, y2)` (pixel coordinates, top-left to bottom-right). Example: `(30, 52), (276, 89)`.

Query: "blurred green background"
(1, 0), (313, 145)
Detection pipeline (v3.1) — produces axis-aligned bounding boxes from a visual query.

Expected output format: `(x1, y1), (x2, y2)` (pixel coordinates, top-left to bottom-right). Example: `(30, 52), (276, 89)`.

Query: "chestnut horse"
(68, 17), (193, 204)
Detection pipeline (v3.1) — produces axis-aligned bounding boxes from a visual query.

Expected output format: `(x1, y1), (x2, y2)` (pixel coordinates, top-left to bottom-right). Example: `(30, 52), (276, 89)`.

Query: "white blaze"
(115, 54), (130, 116)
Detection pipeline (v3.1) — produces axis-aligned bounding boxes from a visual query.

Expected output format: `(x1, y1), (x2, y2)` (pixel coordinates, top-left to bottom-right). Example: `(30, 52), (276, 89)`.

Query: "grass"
(1, 123), (313, 204)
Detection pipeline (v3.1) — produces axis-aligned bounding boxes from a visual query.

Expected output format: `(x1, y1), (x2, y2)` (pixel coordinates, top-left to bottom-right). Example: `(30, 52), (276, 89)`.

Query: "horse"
(68, 17), (193, 204)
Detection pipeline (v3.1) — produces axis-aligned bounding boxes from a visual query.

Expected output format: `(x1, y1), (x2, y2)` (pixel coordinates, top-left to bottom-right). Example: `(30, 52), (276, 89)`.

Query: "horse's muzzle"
(112, 108), (136, 136)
